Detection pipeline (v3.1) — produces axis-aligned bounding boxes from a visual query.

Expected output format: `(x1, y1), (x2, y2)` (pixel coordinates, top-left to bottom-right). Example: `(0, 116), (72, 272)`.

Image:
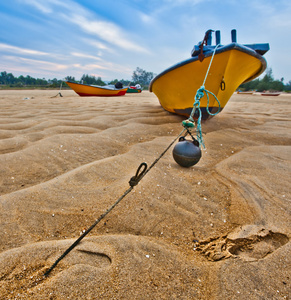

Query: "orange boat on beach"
(237, 90), (254, 95)
(66, 81), (128, 97)
(261, 92), (280, 96)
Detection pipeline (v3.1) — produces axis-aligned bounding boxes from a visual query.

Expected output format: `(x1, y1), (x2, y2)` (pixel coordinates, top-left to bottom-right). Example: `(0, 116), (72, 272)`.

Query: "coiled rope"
(182, 44), (221, 148)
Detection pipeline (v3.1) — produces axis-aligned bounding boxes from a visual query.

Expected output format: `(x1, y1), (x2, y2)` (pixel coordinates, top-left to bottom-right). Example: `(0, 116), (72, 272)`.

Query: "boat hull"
(261, 93), (280, 96)
(126, 88), (142, 93)
(66, 81), (128, 97)
(237, 91), (254, 95)
(149, 43), (267, 120)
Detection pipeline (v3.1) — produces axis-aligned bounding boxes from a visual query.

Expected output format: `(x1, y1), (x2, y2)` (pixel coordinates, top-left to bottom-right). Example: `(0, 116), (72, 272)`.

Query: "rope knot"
(129, 162), (147, 187)
(195, 87), (205, 104)
(196, 87), (205, 98)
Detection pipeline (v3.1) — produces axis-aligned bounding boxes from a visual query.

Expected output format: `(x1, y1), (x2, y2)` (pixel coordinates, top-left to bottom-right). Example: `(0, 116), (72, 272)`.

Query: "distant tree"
(132, 67), (155, 88)
(80, 74), (105, 85)
(18, 75), (25, 85)
(0, 71), (16, 85)
(108, 79), (119, 85)
(95, 76), (105, 86)
(262, 68), (273, 83)
(0, 71), (7, 84)
(121, 79), (131, 86)
(239, 68), (285, 92)
(270, 80), (284, 91)
(285, 80), (291, 92)
(108, 79), (131, 86)
(65, 76), (76, 82)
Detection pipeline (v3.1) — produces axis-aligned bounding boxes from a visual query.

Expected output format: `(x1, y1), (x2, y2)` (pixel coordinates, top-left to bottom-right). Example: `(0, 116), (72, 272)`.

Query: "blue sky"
(0, 0), (290, 82)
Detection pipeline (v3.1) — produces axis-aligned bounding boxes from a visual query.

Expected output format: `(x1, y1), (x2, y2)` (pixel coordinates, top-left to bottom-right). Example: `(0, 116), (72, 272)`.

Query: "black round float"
(172, 136), (201, 167)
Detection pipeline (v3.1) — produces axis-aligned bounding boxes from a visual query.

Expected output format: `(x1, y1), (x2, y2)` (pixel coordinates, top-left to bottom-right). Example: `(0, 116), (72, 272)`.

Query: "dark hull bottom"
(173, 107), (223, 120)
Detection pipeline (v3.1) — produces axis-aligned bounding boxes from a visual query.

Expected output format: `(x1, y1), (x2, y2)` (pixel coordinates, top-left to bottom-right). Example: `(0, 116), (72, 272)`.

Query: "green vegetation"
(0, 71), (64, 89)
(1, 67), (290, 92)
(239, 68), (290, 92)
(0, 67), (155, 90)
(132, 67), (155, 88)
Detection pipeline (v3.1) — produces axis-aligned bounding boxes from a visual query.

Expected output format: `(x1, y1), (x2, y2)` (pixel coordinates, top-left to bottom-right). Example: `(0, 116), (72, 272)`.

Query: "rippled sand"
(0, 90), (290, 299)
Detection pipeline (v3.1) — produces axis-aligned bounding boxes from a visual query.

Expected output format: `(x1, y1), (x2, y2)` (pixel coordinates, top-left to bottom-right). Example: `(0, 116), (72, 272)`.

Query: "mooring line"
(44, 40), (223, 277)
(44, 127), (186, 277)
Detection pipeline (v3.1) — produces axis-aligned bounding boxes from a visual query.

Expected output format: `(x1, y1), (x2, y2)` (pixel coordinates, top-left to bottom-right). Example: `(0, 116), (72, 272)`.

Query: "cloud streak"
(3, 55), (68, 70)
(68, 14), (149, 53)
(0, 43), (49, 56)
(71, 52), (102, 61)
(21, 0), (149, 54)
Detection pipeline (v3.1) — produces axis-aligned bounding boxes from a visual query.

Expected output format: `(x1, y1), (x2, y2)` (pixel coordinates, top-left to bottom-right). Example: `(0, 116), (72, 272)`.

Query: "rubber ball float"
(172, 136), (201, 167)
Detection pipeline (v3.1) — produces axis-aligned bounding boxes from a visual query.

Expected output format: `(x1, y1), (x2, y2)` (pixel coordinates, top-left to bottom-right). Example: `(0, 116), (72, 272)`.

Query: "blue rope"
(183, 44), (221, 148)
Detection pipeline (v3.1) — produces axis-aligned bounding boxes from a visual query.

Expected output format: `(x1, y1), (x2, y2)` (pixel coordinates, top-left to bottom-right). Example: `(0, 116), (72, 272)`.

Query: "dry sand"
(0, 89), (290, 299)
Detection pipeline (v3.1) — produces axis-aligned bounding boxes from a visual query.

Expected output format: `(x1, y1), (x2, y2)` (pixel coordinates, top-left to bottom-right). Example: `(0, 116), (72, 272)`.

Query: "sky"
(0, 0), (290, 83)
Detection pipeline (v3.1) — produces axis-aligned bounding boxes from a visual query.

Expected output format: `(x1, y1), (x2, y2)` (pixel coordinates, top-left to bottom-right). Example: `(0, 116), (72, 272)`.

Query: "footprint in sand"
(196, 225), (289, 262)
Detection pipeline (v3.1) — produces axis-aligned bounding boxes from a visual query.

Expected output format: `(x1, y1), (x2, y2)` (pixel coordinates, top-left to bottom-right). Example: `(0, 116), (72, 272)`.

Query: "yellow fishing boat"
(149, 29), (269, 120)
(66, 81), (128, 97)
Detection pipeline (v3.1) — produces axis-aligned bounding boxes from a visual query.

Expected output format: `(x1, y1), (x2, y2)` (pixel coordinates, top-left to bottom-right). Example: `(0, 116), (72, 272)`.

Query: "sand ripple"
(0, 90), (290, 299)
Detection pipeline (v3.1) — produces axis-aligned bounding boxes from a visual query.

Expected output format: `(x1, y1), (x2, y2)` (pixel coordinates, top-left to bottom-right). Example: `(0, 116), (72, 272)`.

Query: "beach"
(0, 89), (290, 299)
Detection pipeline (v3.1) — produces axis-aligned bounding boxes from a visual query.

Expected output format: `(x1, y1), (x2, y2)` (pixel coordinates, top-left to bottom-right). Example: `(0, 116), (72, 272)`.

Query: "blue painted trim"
(231, 29), (237, 43)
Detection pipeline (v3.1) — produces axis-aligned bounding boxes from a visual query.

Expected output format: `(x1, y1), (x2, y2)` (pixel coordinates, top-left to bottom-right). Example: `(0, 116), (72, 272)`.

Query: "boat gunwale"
(149, 43), (267, 92)
(66, 81), (128, 91)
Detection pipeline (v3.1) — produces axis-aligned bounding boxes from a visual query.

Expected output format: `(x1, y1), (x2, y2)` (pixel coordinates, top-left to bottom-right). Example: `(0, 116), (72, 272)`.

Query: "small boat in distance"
(237, 90), (254, 95)
(126, 84), (142, 93)
(149, 29), (269, 120)
(261, 92), (280, 96)
(66, 81), (128, 97)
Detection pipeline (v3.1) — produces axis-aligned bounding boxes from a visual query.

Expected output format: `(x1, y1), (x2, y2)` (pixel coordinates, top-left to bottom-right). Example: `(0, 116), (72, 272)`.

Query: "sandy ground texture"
(0, 89), (290, 299)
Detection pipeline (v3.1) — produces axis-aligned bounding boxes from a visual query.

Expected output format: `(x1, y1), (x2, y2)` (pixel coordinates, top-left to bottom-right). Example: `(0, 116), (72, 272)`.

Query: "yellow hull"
(66, 81), (128, 97)
(150, 45), (267, 119)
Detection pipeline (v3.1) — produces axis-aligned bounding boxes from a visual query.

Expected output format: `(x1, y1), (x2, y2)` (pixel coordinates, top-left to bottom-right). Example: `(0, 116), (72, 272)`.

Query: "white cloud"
(67, 14), (149, 53)
(21, 0), (150, 54)
(20, 0), (72, 13)
(71, 52), (102, 61)
(3, 55), (68, 70)
(139, 12), (154, 24)
(85, 40), (110, 51)
(20, 0), (53, 13)
(83, 64), (109, 70)
(0, 43), (49, 56)
(70, 63), (108, 71)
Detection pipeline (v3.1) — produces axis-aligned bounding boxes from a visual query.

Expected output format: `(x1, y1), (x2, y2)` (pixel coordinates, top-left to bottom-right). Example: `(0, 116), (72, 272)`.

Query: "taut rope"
(44, 39), (222, 277)
(44, 128), (186, 277)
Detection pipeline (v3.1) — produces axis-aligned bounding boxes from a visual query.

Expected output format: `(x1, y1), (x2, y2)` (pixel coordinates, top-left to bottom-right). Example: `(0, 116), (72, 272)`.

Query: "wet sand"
(0, 90), (290, 299)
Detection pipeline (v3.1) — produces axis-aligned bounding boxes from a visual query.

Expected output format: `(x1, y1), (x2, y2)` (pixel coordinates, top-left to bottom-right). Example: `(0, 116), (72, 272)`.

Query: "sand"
(0, 89), (290, 299)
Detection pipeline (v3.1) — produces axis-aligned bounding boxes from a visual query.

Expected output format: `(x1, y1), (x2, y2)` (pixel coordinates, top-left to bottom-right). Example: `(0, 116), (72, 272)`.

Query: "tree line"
(0, 67), (155, 89)
(238, 68), (290, 92)
(1, 67), (290, 92)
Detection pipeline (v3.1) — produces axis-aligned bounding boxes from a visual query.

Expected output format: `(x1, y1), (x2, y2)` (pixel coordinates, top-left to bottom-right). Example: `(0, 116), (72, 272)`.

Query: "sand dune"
(0, 90), (290, 299)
